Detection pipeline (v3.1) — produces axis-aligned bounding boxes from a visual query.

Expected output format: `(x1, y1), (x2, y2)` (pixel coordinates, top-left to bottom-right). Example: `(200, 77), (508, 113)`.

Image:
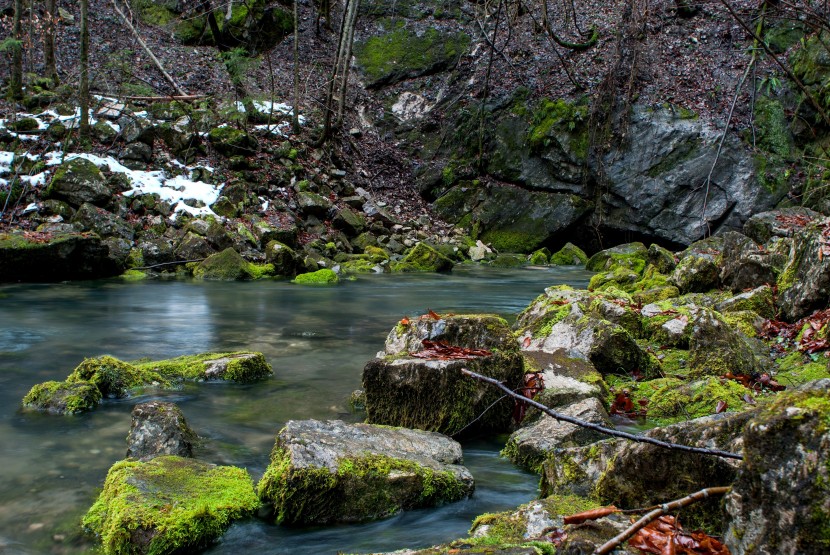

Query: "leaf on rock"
(628, 515), (731, 555)
(410, 340), (492, 360)
(563, 505), (619, 525)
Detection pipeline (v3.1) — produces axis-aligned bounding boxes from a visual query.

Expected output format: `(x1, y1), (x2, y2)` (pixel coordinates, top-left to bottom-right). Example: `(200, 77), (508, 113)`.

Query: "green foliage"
(293, 268), (340, 284)
(527, 98), (589, 159)
(220, 47), (256, 87)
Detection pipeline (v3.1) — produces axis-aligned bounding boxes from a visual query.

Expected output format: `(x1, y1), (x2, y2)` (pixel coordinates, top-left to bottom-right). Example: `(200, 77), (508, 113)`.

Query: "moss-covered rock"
(82, 456), (259, 555)
(45, 158), (110, 207)
(688, 307), (769, 378)
(293, 268), (339, 284)
(391, 242), (454, 272)
(207, 126), (258, 157)
(264, 240), (300, 276)
(67, 355), (165, 398)
(134, 351), (272, 382)
(21, 379), (102, 414)
(549, 242), (588, 266)
(257, 419), (473, 524)
(669, 253), (720, 293)
(585, 242), (648, 273)
(0, 231), (121, 282)
(364, 314), (523, 435)
(353, 27), (470, 88)
(193, 247), (259, 280)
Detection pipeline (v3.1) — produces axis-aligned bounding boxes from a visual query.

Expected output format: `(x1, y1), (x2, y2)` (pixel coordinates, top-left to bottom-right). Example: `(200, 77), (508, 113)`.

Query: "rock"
(742, 207), (822, 243)
(137, 237), (176, 267)
(174, 231), (215, 261)
(264, 240), (300, 276)
(688, 307), (768, 378)
(296, 191), (333, 217)
(724, 382), (830, 554)
(117, 114), (156, 145)
(72, 203), (134, 240)
(468, 240), (494, 262)
(133, 351), (272, 383)
(586, 242), (648, 273)
(504, 397), (612, 471)
(293, 268), (339, 284)
(256, 419), (474, 525)
(119, 142), (153, 165)
(92, 120), (118, 143)
(126, 401), (196, 462)
(66, 355), (161, 398)
(777, 223), (830, 320)
(549, 242), (588, 266)
(208, 126), (258, 157)
(363, 314), (523, 435)
(715, 285), (776, 319)
(647, 243), (677, 273)
(82, 456), (258, 555)
(719, 231), (784, 292)
(103, 237), (133, 269)
(45, 158), (111, 207)
(541, 412), (750, 530)
(392, 242), (454, 272)
(332, 206), (367, 235)
(193, 248), (258, 280)
(0, 231), (120, 282)
(669, 252), (720, 293)
(21, 380), (101, 414)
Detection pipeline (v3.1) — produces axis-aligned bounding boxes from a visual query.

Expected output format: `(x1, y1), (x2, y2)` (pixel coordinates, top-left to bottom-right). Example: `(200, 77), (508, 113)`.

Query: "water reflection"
(0, 265), (591, 554)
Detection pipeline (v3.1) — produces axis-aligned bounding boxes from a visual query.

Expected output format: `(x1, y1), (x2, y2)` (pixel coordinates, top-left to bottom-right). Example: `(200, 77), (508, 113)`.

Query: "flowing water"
(0, 266), (592, 554)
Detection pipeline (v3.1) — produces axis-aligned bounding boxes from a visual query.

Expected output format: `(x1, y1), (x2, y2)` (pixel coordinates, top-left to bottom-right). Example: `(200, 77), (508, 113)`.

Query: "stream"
(0, 265), (592, 554)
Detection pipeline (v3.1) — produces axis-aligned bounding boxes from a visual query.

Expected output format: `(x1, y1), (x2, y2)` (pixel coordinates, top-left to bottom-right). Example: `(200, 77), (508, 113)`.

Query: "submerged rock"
(257, 419), (474, 525)
(21, 379), (101, 415)
(724, 381), (830, 554)
(363, 314), (523, 435)
(82, 456), (259, 555)
(126, 401), (197, 462)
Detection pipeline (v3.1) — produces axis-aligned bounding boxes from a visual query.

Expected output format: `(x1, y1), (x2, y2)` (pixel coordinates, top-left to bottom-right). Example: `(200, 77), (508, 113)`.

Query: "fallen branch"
(109, 0), (188, 97)
(120, 95), (207, 102)
(460, 369), (743, 460)
(593, 486), (731, 555)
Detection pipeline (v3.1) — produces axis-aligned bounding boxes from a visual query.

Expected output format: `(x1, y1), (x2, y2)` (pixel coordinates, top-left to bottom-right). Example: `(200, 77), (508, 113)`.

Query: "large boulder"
(688, 307), (769, 378)
(71, 203), (134, 241)
(724, 381), (830, 554)
(391, 241), (454, 272)
(126, 401), (197, 462)
(363, 314), (523, 435)
(192, 247), (258, 280)
(45, 158), (111, 207)
(82, 456), (259, 555)
(0, 231), (121, 282)
(256, 419), (474, 524)
(541, 412), (750, 529)
(719, 231), (785, 292)
(777, 222), (830, 320)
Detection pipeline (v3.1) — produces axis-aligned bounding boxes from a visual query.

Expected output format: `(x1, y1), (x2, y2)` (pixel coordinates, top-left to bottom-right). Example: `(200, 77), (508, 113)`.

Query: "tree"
(79, 0), (90, 139)
(43, 0), (58, 84)
(9, 0), (23, 100)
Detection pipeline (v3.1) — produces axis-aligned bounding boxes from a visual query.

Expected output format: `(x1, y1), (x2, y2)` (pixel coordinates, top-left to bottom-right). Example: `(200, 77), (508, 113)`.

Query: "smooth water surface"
(0, 266), (592, 554)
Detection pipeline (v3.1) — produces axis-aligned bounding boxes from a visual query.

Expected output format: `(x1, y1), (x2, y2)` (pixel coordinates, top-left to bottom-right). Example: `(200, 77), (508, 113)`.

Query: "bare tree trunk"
(316, 0), (351, 144)
(10, 0), (24, 100)
(292, 0), (300, 133)
(43, 0), (58, 84)
(335, 0), (359, 125)
(80, 0), (90, 139)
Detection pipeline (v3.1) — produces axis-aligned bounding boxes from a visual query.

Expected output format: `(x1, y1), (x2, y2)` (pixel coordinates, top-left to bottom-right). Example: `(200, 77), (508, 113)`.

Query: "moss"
(586, 243), (648, 274)
(247, 263), (275, 279)
(527, 98), (589, 160)
(778, 244), (802, 291)
(549, 243), (588, 266)
(531, 304), (573, 338)
(528, 249), (549, 265)
(645, 138), (698, 177)
(66, 355), (166, 398)
(120, 269), (148, 281)
(754, 97), (793, 158)
(340, 258), (379, 274)
(258, 449), (469, 525)
(479, 228), (539, 254)
(134, 352), (272, 383)
(7, 117), (39, 131)
(391, 242), (454, 272)
(82, 456), (259, 555)
(353, 27), (470, 87)
(292, 268), (339, 284)
(193, 248), (259, 281)
(626, 376), (749, 424)
(776, 351), (830, 386)
(722, 310), (761, 338)
(22, 380), (102, 414)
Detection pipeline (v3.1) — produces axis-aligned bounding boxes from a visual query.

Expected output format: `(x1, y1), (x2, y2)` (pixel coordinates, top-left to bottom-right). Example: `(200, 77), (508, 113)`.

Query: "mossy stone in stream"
(21, 380), (102, 414)
(67, 355), (166, 398)
(292, 268), (339, 284)
(82, 456), (259, 555)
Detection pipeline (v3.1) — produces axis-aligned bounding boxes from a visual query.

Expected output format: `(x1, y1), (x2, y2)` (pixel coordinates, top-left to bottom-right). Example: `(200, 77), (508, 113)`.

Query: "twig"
(109, 0), (188, 97)
(460, 369), (743, 460)
(593, 486), (732, 555)
(120, 95), (206, 101)
(134, 258), (207, 270)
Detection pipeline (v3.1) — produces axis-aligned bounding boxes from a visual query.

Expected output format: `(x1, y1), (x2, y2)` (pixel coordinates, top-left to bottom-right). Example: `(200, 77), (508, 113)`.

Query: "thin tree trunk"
(316, 0), (351, 144)
(10, 0), (23, 100)
(44, 0), (58, 84)
(292, 0), (300, 133)
(80, 0), (90, 139)
(335, 0), (359, 125)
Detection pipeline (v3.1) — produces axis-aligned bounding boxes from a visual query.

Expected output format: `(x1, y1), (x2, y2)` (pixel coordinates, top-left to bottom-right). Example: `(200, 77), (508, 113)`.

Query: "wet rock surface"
(126, 401), (197, 462)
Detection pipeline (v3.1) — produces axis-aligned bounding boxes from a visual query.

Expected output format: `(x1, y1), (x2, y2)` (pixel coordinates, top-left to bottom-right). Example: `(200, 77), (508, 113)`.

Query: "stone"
(192, 247), (257, 280)
(126, 401), (196, 462)
(257, 419), (474, 525)
(688, 307), (769, 378)
(0, 231), (120, 282)
(719, 231), (785, 292)
(45, 158), (111, 207)
(392, 242), (454, 272)
(724, 381), (830, 554)
(549, 242), (588, 266)
(363, 314), (523, 435)
(132, 352), (272, 383)
(264, 240), (300, 276)
(332, 206), (367, 235)
(72, 203), (134, 241)
(137, 237), (176, 267)
(117, 114), (156, 145)
(296, 191), (333, 217)
(82, 456), (259, 555)
(647, 243), (677, 274)
(92, 120), (118, 143)
(119, 142), (153, 164)
(669, 252), (720, 293)
(541, 412), (750, 530)
(778, 224), (830, 320)
(207, 126), (258, 157)
(293, 268), (339, 284)
(504, 397), (612, 471)
(468, 240), (494, 262)
(21, 380), (101, 414)
(742, 207), (822, 244)
(715, 285), (776, 319)
(585, 242), (648, 273)
(174, 231), (214, 261)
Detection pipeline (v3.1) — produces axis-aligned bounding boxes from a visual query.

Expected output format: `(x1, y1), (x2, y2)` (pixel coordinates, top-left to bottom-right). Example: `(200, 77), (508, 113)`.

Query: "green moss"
(193, 248), (261, 280)
(247, 263), (275, 279)
(258, 449), (469, 525)
(531, 304), (573, 338)
(293, 268), (339, 284)
(776, 351), (830, 386)
(755, 97), (793, 158)
(120, 269), (148, 281)
(134, 352), (272, 383)
(722, 310), (761, 338)
(353, 27), (470, 86)
(527, 98), (589, 160)
(528, 249), (549, 265)
(549, 243), (588, 266)
(586, 243), (648, 274)
(479, 229), (540, 254)
(391, 242), (454, 272)
(82, 456), (259, 555)
(67, 356), (166, 398)
(7, 117), (39, 131)
(625, 376), (749, 424)
(22, 380), (102, 414)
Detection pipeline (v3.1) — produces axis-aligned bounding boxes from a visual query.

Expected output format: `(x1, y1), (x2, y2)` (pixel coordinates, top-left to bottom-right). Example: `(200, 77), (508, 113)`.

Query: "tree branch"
(460, 368), (744, 460)
(593, 486), (732, 555)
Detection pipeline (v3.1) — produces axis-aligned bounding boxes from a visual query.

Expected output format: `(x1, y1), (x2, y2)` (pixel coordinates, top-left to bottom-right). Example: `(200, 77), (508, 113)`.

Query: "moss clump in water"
(67, 355), (166, 398)
(22, 380), (102, 414)
(292, 268), (340, 284)
(82, 456), (259, 555)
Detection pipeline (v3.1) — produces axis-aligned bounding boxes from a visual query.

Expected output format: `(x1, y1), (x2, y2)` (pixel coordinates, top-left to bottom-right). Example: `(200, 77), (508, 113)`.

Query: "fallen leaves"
(410, 340), (492, 360)
(513, 371), (545, 424)
(722, 372), (785, 392)
(762, 308), (830, 355)
(610, 389), (648, 419)
(629, 515), (730, 555)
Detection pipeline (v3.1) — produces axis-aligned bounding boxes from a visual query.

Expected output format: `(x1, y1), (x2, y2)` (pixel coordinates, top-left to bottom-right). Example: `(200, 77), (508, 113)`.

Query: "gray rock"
(119, 142), (153, 164)
(777, 223), (830, 320)
(0, 231), (120, 282)
(669, 252), (720, 293)
(72, 203), (134, 240)
(126, 401), (196, 462)
(137, 237), (176, 267)
(719, 231), (784, 292)
(264, 240), (300, 276)
(117, 114), (156, 145)
(257, 419), (474, 524)
(743, 207), (822, 243)
(688, 307), (768, 377)
(715, 285), (776, 319)
(175, 231), (214, 261)
(504, 397), (612, 471)
(364, 314), (523, 435)
(296, 191), (333, 217)
(45, 158), (111, 207)
(724, 383), (830, 554)
(332, 206), (367, 235)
